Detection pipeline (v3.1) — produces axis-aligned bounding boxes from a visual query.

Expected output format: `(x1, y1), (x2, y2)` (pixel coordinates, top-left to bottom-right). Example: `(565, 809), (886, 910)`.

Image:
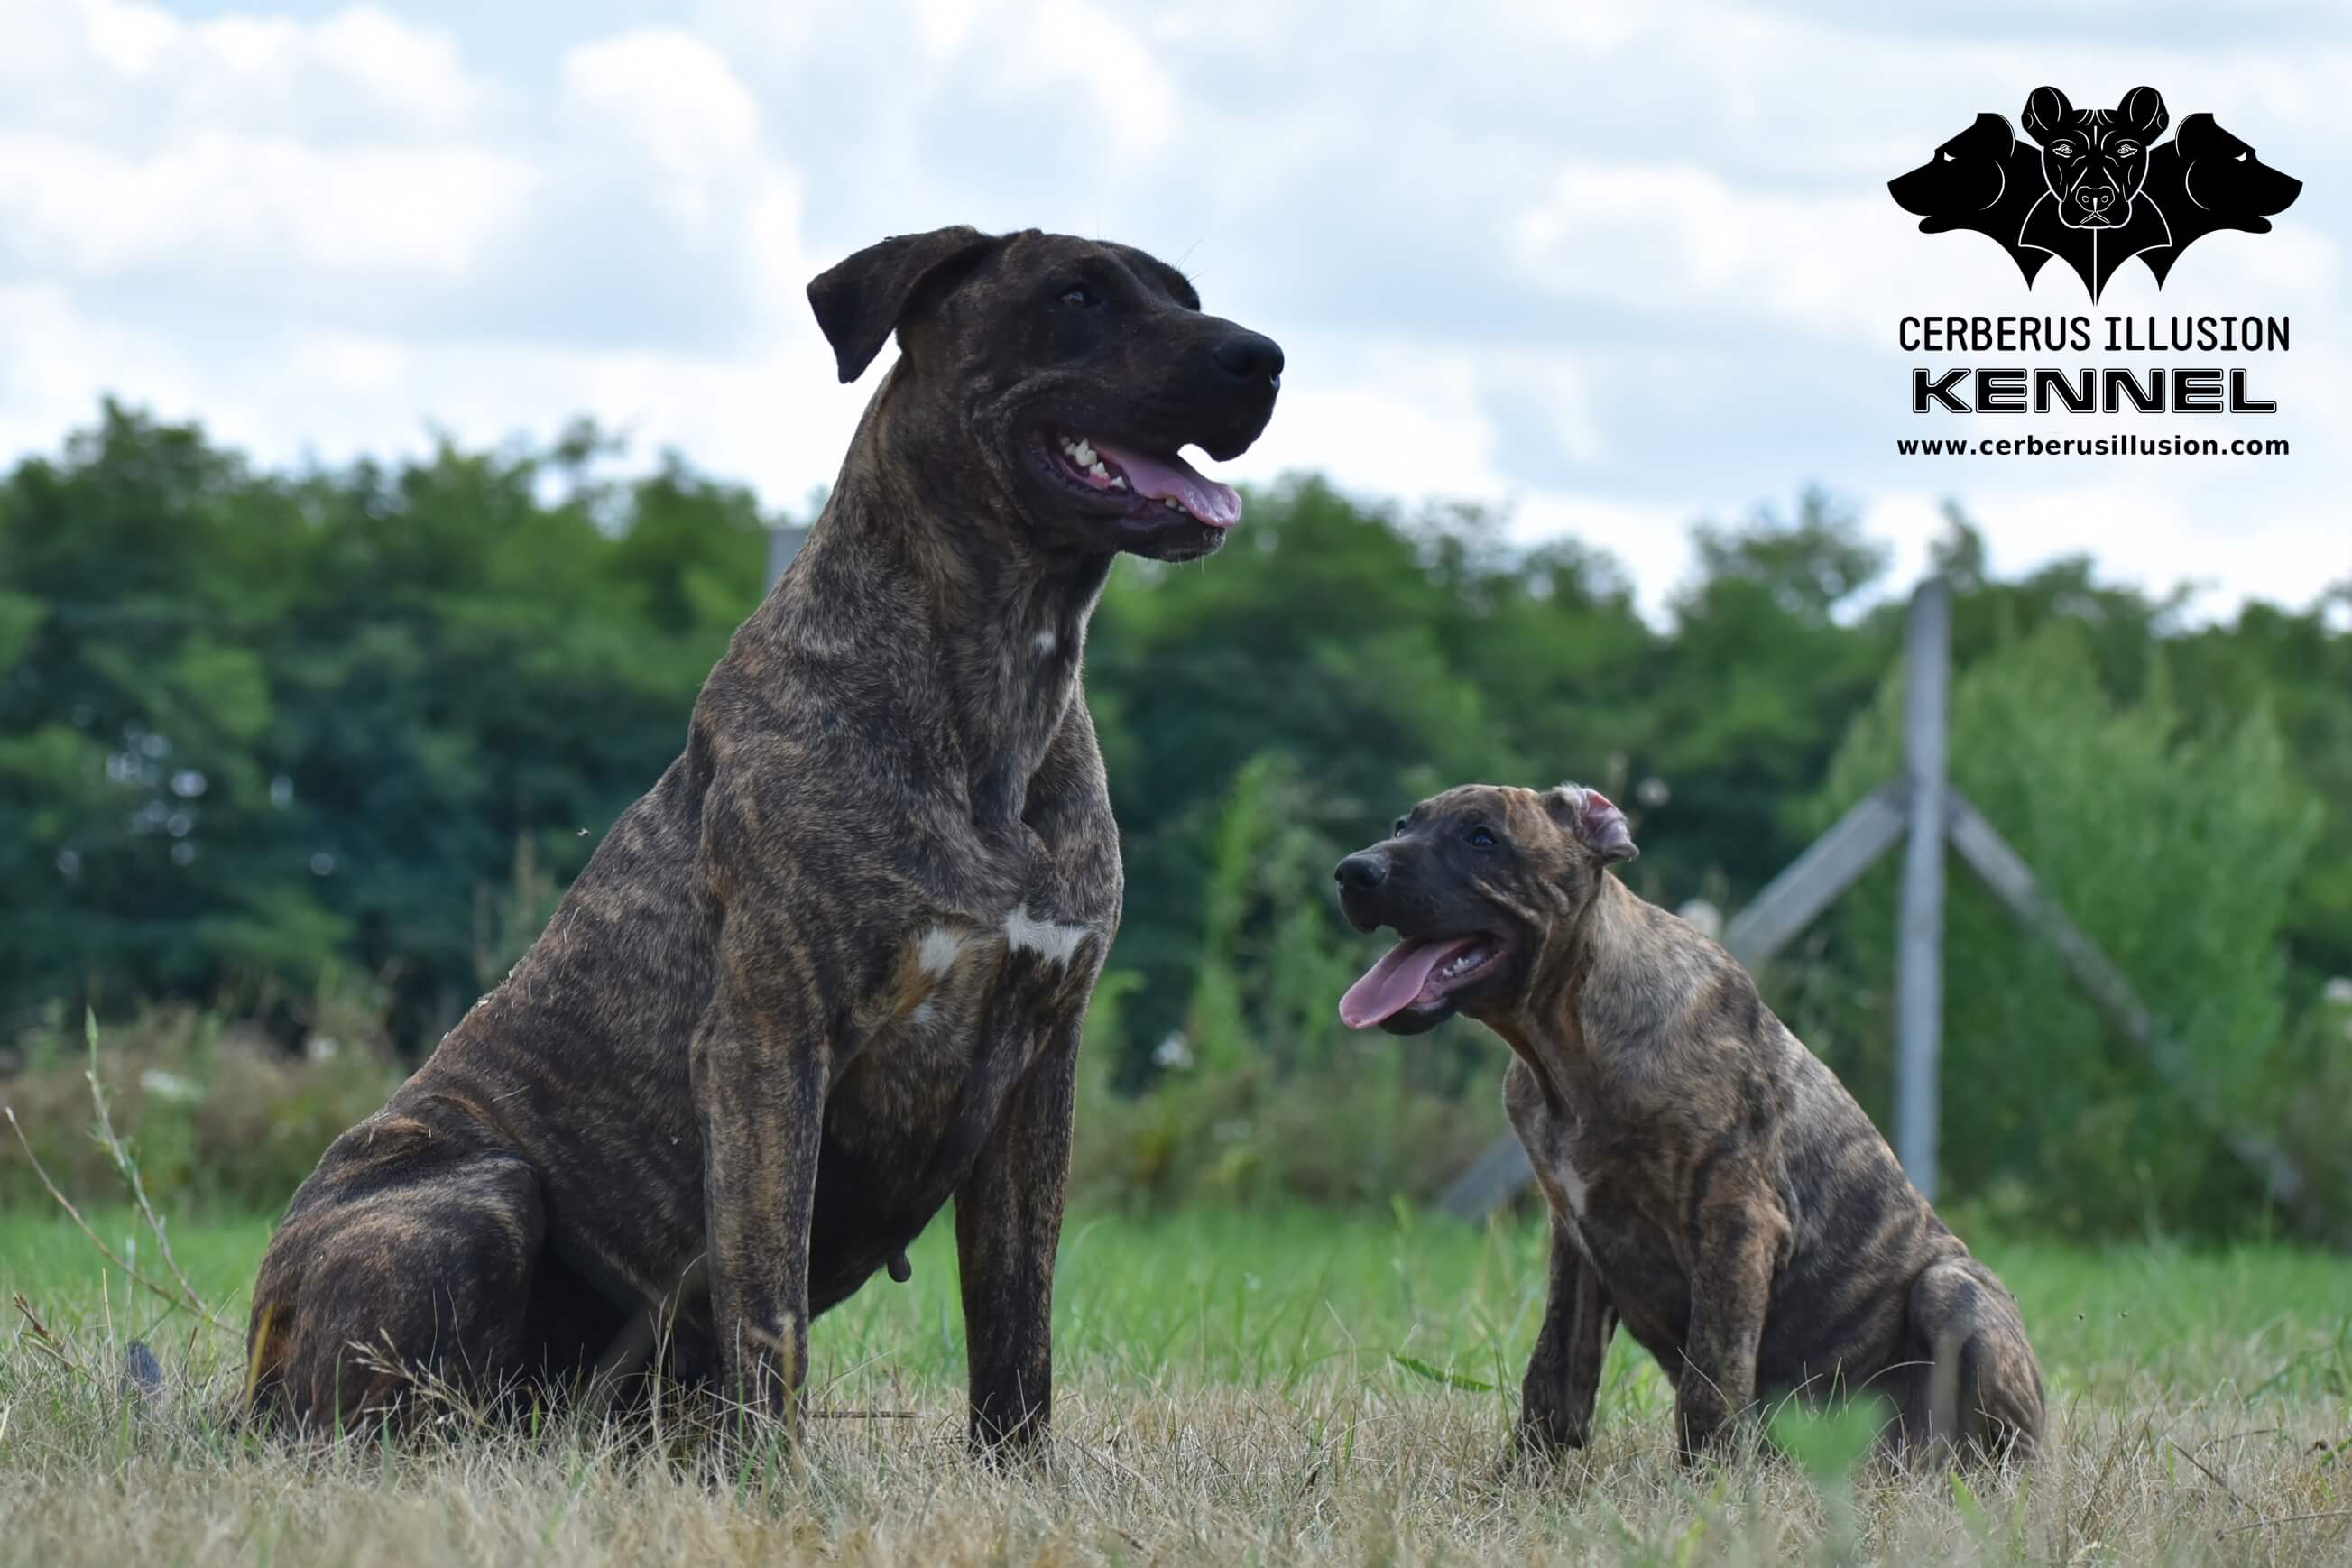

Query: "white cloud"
(562, 29), (761, 195)
(0, 0), (2342, 626)
(0, 134), (535, 282)
(4, 0), (496, 140)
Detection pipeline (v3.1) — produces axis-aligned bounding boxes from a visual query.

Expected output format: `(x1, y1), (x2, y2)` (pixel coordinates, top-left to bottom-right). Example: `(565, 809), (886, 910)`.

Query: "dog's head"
(1333, 782), (1637, 1036)
(2170, 112), (2302, 234)
(2021, 86), (2167, 231)
(807, 226), (1282, 564)
(1889, 112), (2028, 233)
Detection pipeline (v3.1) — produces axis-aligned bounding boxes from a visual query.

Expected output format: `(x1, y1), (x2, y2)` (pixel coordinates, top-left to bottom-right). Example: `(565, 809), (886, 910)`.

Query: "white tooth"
(1110, 475), (1127, 490)
(1088, 461), (1110, 479)
(1072, 441), (1096, 466)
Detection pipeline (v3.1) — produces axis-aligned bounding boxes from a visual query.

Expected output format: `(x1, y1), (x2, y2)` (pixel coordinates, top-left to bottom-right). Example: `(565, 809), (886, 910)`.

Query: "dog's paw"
(1496, 1414), (1588, 1474)
(1674, 1390), (1739, 1468)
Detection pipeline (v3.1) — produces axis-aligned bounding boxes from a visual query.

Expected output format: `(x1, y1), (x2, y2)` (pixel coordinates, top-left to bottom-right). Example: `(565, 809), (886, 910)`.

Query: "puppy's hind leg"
(1898, 1257), (2045, 1463)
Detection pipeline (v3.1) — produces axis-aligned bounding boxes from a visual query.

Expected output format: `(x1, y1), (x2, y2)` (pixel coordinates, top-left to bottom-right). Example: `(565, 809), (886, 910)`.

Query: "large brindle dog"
(245, 226), (1282, 1452)
(1336, 783), (2043, 1464)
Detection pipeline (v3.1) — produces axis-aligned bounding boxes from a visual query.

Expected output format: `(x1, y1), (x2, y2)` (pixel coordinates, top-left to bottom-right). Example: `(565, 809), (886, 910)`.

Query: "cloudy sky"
(3, 0), (2345, 620)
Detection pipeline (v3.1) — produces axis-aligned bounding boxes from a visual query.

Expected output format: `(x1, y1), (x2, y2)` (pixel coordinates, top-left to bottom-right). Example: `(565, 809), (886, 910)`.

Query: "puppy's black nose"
(1213, 331), (1285, 389)
(1334, 851), (1387, 892)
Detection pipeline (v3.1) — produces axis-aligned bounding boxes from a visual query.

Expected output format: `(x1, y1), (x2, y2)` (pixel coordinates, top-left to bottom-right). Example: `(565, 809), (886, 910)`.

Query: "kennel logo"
(1889, 87), (2302, 301)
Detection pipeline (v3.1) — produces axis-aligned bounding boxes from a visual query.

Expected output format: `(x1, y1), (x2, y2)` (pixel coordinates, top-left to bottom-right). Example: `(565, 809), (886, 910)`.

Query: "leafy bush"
(1796, 621), (2330, 1236)
(1, 1001), (401, 1213)
(1067, 752), (1508, 1212)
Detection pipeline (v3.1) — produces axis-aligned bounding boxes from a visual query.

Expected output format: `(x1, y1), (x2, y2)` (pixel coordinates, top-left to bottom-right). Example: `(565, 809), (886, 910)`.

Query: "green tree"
(1803, 621), (2321, 1235)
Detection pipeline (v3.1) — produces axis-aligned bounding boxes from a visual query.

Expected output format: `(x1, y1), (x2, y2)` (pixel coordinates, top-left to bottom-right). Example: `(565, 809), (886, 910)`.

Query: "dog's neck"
(768, 371), (1114, 827)
(1480, 875), (1651, 1111)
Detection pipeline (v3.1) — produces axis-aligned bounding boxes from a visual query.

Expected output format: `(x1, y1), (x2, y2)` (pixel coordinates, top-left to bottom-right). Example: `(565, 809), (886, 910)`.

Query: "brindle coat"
(244, 226), (1282, 1453)
(1335, 783), (2044, 1464)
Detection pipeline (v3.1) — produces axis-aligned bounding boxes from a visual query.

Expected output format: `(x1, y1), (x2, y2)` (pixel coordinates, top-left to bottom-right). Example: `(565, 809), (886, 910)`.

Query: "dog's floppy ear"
(1544, 783), (1638, 865)
(807, 226), (998, 383)
(2117, 86), (2169, 139)
(2020, 87), (2072, 143)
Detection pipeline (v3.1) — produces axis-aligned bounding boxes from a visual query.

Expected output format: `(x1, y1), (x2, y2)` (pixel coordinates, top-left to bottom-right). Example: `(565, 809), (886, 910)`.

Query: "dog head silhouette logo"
(1886, 112), (2050, 286)
(1889, 89), (2301, 300)
(2142, 113), (2304, 285)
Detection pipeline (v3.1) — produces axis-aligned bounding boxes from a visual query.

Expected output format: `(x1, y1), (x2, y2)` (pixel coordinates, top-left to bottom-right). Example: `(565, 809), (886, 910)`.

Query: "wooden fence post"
(1895, 576), (1951, 1201)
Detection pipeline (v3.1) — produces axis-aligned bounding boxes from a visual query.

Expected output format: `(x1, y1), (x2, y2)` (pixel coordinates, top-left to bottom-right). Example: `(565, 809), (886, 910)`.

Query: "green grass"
(4, 1204), (2350, 1565)
(5, 1206), (2350, 1405)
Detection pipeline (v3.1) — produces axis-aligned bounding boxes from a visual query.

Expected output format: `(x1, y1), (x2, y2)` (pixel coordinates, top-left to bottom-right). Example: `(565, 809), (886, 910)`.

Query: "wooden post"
(1720, 785), (1909, 967)
(1895, 577), (1951, 1200)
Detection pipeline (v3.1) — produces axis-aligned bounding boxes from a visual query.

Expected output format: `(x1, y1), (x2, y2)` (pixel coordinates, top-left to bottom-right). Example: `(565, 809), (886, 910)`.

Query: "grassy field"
(2, 1204), (2348, 1566)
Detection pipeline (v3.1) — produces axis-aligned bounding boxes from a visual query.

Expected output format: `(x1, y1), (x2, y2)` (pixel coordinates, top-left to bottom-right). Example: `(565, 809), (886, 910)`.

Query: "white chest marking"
(1003, 908), (1089, 966)
(1556, 1156), (1591, 1218)
(917, 926), (967, 976)
(1544, 1117), (1591, 1218)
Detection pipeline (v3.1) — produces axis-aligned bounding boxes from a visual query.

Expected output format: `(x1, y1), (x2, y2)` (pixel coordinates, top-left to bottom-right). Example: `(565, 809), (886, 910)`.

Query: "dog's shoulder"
(1573, 887), (1811, 1144)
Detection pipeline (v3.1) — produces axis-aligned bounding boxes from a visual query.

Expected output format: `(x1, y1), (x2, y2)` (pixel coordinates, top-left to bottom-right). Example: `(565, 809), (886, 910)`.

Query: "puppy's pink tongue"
(1086, 438), (1241, 528)
(1339, 936), (1477, 1029)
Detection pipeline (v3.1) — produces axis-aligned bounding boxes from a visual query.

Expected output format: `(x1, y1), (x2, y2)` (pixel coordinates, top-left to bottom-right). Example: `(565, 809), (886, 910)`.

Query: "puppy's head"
(2172, 113), (2302, 232)
(808, 226), (1283, 563)
(1333, 782), (1637, 1036)
(1889, 113), (2025, 232)
(2021, 86), (2167, 231)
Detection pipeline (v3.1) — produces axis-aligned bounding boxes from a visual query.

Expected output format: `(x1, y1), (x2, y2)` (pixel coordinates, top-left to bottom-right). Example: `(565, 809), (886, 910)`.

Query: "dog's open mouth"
(1038, 428), (1241, 530)
(1338, 932), (1507, 1029)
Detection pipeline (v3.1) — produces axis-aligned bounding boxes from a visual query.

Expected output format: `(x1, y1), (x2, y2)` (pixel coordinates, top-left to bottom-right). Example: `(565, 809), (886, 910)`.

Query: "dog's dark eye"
(2051, 142), (2077, 158)
(1466, 826), (1497, 850)
(2116, 143), (2139, 158)
(1058, 284), (1096, 309)
(1392, 817), (1408, 836)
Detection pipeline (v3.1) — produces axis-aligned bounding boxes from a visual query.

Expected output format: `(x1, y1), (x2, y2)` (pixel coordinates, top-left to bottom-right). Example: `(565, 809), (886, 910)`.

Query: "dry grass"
(2, 1203), (2348, 1567)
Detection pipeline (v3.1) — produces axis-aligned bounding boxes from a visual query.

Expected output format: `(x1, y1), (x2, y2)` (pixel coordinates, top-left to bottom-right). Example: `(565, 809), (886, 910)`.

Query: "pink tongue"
(1338, 936), (1478, 1029)
(1085, 437), (1242, 529)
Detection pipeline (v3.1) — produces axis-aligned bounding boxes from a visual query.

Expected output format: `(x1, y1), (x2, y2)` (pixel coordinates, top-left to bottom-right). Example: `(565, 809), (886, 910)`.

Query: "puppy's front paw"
(1514, 1407), (1591, 1462)
(1490, 1416), (1590, 1485)
(1674, 1382), (1739, 1467)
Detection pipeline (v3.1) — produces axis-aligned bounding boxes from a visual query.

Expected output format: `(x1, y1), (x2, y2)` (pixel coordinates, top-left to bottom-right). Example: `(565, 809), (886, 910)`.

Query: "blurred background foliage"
(5, 402), (2348, 1237)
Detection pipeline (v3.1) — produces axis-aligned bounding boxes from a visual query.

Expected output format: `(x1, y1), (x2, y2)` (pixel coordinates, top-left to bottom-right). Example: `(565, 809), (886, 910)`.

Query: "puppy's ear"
(1544, 783), (1638, 865)
(807, 226), (999, 383)
(2117, 86), (2169, 139)
(2021, 87), (2072, 142)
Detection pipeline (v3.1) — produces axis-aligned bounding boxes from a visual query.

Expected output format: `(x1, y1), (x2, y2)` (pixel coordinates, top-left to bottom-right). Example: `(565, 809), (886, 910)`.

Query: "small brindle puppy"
(1336, 782), (2043, 1464)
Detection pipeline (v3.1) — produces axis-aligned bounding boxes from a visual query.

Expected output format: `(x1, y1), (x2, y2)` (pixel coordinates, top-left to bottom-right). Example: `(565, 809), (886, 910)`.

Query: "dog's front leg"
(1519, 1213), (1616, 1457)
(955, 1017), (1079, 1458)
(691, 980), (830, 1434)
(1674, 1190), (1787, 1462)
